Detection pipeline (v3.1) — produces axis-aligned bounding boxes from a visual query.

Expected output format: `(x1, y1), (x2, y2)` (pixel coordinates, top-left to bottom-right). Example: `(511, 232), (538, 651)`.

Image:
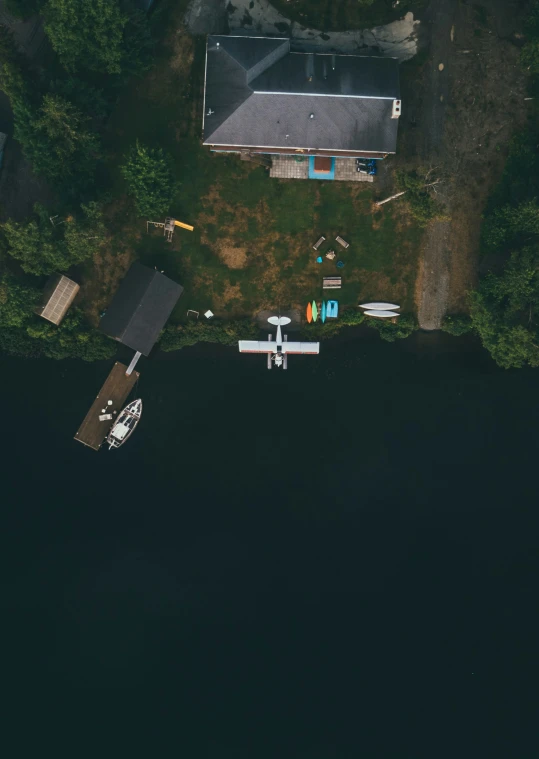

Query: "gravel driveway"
(185, 0), (420, 60)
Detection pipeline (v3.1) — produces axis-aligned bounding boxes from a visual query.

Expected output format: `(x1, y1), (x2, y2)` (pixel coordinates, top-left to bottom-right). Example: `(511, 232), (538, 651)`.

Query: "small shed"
(100, 262), (183, 356)
(37, 274), (80, 325)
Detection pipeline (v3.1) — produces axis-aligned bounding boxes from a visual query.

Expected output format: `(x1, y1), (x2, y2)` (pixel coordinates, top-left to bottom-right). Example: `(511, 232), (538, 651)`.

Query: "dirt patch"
(216, 281), (242, 307)
(169, 26), (195, 78)
(217, 243), (249, 269)
(79, 247), (133, 326)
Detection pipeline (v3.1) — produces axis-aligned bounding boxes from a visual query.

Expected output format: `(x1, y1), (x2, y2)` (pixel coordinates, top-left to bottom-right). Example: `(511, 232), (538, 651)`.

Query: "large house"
(202, 35), (401, 164)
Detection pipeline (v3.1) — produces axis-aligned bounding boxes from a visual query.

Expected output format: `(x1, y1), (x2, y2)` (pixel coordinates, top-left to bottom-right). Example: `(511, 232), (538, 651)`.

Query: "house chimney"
(392, 100), (401, 119)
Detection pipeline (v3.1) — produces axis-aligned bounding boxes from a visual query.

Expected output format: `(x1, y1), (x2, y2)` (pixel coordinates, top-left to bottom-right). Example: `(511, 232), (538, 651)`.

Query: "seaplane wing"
(281, 342), (320, 354)
(239, 340), (278, 353)
(238, 340), (320, 355)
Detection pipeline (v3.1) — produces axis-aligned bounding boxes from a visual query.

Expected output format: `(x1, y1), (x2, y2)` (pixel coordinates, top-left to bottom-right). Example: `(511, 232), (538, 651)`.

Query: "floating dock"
(74, 362), (139, 451)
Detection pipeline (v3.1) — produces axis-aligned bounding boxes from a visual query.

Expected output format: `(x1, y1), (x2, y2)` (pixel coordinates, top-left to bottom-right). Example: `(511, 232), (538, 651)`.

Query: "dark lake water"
(3, 330), (537, 753)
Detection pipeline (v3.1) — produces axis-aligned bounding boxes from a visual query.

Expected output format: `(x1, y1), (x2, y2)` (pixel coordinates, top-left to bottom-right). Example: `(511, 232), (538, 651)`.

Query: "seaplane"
(238, 316), (320, 370)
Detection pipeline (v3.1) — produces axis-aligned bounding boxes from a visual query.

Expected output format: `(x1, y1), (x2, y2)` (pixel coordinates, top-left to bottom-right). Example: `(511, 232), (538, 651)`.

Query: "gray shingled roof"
(203, 35), (400, 153)
(100, 263), (183, 356)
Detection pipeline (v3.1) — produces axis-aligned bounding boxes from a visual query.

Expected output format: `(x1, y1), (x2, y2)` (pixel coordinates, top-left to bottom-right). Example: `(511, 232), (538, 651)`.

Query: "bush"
(121, 140), (175, 219)
(340, 309), (365, 326)
(367, 313), (417, 342)
(442, 314), (473, 336)
(160, 318), (258, 352)
(44, 0), (128, 75)
(0, 272), (116, 361)
(25, 309), (117, 361)
(0, 271), (41, 327)
(301, 319), (345, 340)
(2, 201), (106, 275)
(482, 200), (539, 253)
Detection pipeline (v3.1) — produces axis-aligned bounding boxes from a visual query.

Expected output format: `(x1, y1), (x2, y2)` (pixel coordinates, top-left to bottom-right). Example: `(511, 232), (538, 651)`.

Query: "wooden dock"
(75, 362), (139, 451)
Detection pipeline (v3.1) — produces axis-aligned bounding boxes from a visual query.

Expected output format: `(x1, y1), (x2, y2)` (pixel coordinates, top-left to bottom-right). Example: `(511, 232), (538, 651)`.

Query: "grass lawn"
(83, 2), (422, 326)
(270, 0), (428, 31)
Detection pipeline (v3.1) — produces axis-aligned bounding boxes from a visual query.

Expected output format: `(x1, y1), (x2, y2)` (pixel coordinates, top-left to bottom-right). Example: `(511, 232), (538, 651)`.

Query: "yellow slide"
(174, 220), (194, 231)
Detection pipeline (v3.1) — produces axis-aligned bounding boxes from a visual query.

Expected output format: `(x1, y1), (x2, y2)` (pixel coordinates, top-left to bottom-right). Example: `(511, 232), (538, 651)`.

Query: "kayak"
(312, 300), (318, 322)
(363, 310), (399, 318)
(306, 302), (312, 323)
(359, 302), (400, 311)
(321, 301), (327, 323)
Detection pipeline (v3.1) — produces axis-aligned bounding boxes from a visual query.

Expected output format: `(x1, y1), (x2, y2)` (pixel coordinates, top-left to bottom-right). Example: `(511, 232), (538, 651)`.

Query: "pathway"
(416, 0), (458, 330)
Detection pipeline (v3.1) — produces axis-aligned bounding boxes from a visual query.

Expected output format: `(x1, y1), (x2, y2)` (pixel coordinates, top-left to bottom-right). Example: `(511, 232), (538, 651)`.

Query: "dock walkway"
(75, 362), (139, 451)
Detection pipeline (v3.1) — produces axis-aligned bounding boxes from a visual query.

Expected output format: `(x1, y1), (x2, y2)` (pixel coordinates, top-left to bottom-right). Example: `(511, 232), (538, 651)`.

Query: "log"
(375, 191), (407, 207)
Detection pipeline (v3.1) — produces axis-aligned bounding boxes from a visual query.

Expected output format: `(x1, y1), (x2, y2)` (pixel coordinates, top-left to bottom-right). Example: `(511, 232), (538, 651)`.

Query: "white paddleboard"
(364, 310), (400, 318)
(359, 302), (400, 310)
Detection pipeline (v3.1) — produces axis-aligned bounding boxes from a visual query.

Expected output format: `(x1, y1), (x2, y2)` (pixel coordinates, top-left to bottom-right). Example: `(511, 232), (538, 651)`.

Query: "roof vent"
(309, 113), (314, 119)
(392, 100), (401, 119)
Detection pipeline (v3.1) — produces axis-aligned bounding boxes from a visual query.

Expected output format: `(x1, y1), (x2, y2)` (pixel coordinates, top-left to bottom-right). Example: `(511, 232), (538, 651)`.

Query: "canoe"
(359, 302), (400, 310)
(306, 302), (312, 323)
(321, 301), (327, 323)
(312, 300), (318, 322)
(364, 310), (400, 318)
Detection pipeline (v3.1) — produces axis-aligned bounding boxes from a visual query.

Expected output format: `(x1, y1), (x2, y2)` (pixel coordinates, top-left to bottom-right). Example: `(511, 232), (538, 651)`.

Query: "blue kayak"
(321, 301), (327, 323)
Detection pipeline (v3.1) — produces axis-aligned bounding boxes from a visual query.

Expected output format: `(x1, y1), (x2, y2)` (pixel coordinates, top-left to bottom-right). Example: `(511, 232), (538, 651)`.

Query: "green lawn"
(89, 8), (422, 324)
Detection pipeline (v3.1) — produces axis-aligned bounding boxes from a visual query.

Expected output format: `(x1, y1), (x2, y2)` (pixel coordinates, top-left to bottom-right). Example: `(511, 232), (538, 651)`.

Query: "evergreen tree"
(44, 0), (128, 75)
(121, 140), (175, 219)
(0, 271), (41, 328)
(26, 309), (116, 361)
(43, 0), (153, 78)
(0, 63), (100, 191)
(2, 202), (106, 276)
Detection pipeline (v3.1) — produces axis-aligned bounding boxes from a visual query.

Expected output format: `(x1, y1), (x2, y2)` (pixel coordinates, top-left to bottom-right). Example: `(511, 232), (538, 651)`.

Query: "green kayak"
(312, 300), (318, 322)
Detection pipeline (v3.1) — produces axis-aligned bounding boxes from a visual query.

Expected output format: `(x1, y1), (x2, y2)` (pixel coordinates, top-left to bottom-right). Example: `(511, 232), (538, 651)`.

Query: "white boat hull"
(359, 302), (400, 310)
(107, 398), (142, 449)
(364, 310), (400, 318)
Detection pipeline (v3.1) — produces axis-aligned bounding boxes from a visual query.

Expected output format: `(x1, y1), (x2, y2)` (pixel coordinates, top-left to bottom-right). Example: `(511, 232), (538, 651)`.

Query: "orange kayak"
(306, 302), (313, 323)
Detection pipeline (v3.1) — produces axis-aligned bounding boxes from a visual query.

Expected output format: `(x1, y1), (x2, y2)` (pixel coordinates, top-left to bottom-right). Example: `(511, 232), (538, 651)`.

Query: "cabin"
(100, 263), (183, 356)
(37, 274), (80, 326)
(202, 35), (400, 180)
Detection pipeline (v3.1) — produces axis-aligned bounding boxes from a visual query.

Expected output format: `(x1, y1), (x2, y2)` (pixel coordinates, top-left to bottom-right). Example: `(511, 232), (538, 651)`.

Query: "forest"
(454, 0), (539, 368)
(0, 0), (160, 360)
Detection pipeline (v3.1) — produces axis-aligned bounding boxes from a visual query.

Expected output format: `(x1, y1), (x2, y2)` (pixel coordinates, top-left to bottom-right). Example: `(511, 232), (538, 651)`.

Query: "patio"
(270, 156), (375, 182)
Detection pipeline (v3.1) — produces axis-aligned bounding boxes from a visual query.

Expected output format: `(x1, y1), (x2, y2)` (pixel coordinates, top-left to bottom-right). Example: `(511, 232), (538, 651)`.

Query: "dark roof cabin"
(37, 274), (80, 325)
(100, 263), (183, 356)
(203, 36), (401, 158)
